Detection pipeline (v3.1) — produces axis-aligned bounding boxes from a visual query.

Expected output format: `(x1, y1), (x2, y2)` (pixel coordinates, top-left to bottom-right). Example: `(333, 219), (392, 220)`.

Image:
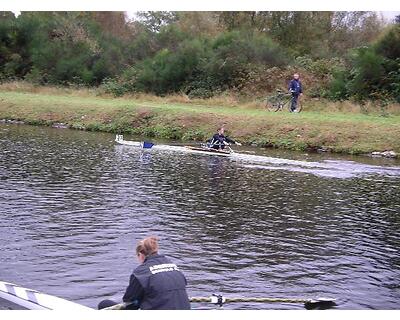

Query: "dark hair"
(136, 237), (159, 257)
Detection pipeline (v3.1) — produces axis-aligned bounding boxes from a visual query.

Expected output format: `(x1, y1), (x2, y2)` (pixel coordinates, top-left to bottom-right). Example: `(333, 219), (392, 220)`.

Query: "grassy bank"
(1, 83), (399, 155)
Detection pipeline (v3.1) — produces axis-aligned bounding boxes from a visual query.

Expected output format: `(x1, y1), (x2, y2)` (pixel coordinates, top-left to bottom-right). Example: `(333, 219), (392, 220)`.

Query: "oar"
(220, 141), (235, 153)
(190, 296), (337, 309)
(103, 295), (336, 310)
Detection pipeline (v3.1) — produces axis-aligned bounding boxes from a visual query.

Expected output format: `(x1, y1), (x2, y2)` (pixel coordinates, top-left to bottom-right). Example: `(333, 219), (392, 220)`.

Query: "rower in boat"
(98, 237), (190, 310)
(207, 127), (242, 150)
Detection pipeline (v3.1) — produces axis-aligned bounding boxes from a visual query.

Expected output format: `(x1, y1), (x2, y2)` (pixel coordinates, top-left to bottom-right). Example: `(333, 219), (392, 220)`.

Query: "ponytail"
(136, 237), (159, 257)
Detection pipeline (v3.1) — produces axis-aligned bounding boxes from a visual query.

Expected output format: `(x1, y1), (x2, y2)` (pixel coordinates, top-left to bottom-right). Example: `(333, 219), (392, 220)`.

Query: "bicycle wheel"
(265, 95), (281, 112)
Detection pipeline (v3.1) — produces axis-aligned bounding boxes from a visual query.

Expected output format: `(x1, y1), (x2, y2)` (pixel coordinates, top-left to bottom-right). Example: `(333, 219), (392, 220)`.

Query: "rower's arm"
(122, 274), (144, 306)
(225, 137), (242, 146)
(225, 136), (236, 144)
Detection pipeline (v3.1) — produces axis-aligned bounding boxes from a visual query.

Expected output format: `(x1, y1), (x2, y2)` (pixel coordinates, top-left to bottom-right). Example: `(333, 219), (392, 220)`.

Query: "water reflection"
(0, 124), (399, 310)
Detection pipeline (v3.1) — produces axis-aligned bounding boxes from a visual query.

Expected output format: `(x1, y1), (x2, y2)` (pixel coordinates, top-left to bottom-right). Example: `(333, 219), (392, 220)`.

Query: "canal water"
(0, 123), (399, 310)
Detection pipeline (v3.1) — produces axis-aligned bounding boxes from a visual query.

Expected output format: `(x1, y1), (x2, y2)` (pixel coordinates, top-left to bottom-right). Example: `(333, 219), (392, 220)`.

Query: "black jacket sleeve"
(225, 136), (236, 144)
(122, 274), (145, 303)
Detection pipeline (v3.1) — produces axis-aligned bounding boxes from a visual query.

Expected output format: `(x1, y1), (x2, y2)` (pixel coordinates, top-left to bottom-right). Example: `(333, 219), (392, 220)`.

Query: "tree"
(176, 12), (221, 36)
(89, 12), (130, 40)
(329, 23), (400, 102)
(11, 12), (130, 85)
(328, 12), (384, 56)
(375, 24), (400, 60)
(136, 11), (178, 32)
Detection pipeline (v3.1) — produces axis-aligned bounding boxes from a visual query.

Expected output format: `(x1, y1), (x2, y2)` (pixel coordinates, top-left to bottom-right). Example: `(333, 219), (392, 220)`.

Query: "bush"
(24, 67), (46, 84)
(295, 56), (343, 78)
(328, 68), (349, 100)
(328, 24), (400, 103)
(100, 77), (128, 97)
(117, 30), (289, 97)
(387, 59), (400, 103)
(134, 38), (208, 95)
(347, 47), (386, 101)
(204, 31), (287, 88)
(374, 24), (400, 60)
(184, 75), (222, 98)
(100, 66), (139, 96)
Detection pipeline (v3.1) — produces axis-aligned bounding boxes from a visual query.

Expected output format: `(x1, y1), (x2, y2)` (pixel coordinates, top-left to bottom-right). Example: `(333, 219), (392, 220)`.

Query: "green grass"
(0, 88), (399, 155)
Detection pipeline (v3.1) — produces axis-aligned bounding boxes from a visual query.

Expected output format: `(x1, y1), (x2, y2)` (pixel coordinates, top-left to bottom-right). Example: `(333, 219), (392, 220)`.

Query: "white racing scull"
(115, 135), (233, 157)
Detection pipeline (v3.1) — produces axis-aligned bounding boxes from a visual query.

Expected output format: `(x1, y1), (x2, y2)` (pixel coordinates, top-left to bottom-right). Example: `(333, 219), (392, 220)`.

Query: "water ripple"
(0, 124), (400, 310)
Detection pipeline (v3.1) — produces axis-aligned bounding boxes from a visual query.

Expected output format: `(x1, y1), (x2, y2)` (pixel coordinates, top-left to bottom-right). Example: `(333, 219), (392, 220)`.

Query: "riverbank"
(1, 83), (399, 156)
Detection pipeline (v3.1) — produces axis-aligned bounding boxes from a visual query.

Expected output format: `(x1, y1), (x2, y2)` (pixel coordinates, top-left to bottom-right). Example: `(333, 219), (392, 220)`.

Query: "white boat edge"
(0, 280), (93, 310)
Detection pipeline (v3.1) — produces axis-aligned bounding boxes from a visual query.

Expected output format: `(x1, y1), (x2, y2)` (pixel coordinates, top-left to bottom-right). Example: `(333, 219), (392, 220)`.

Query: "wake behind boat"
(115, 135), (234, 157)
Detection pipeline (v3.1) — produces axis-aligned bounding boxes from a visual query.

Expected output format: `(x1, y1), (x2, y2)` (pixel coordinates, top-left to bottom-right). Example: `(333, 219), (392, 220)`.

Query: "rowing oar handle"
(190, 296), (336, 309)
(103, 302), (129, 310)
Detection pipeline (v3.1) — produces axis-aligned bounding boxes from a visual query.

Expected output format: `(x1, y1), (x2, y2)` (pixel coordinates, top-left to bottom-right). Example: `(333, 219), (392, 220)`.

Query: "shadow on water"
(0, 124), (400, 309)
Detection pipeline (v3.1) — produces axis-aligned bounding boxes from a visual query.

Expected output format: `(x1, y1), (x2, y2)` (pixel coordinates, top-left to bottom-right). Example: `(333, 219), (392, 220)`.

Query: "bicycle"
(264, 89), (302, 113)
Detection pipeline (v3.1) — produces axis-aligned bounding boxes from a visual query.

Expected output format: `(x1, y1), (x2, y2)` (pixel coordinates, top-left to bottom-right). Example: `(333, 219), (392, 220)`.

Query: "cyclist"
(288, 73), (303, 112)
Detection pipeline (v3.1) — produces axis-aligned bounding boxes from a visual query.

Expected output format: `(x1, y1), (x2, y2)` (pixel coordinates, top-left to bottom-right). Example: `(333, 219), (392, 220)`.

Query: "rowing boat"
(0, 280), (92, 310)
(115, 135), (234, 157)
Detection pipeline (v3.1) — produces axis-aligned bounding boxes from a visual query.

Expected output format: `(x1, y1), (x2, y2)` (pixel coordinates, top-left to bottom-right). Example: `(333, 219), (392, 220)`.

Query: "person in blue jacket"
(288, 73), (303, 112)
(98, 237), (190, 310)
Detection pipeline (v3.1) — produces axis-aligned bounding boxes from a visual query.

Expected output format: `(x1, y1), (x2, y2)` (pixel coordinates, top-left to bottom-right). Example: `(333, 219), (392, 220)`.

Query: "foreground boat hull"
(0, 281), (92, 310)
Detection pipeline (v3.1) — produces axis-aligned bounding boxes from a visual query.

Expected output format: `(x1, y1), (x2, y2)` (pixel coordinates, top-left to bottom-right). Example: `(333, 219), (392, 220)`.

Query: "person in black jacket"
(98, 237), (190, 310)
(207, 127), (242, 150)
(288, 73), (303, 112)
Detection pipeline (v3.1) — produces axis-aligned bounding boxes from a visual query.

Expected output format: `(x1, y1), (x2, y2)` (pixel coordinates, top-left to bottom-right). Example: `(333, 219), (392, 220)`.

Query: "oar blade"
(141, 141), (154, 149)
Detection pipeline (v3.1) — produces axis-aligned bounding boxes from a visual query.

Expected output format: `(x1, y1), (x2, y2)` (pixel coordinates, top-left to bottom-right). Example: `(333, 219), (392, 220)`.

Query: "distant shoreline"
(0, 84), (399, 158)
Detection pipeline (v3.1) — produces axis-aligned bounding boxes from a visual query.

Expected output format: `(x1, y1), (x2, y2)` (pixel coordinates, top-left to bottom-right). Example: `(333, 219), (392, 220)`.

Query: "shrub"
(100, 77), (128, 97)
(134, 38), (208, 95)
(328, 24), (400, 102)
(328, 68), (349, 100)
(295, 56), (343, 78)
(344, 47), (386, 101)
(122, 30), (289, 97)
(374, 24), (400, 60)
